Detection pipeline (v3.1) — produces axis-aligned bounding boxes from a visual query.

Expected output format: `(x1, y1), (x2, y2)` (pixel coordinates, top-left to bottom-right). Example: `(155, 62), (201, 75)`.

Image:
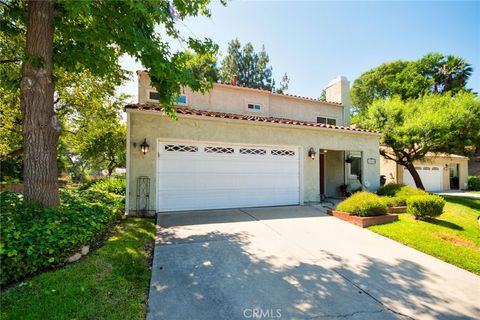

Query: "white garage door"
(403, 166), (443, 191)
(156, 141), (300, 212)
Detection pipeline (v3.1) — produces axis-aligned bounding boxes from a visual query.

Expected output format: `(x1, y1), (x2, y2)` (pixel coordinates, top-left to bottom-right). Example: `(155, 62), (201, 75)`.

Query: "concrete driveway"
(147, 206), (480, 320)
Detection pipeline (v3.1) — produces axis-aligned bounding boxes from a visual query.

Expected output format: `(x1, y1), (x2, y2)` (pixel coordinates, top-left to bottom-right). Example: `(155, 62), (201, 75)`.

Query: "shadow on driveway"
(148, 207), (479, 320)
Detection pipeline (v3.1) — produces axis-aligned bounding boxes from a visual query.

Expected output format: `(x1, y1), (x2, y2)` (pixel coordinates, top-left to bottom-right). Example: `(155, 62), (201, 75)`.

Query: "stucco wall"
(127, 110), (381, 213)
(137, 71), (348, 125)
(380, 156), (469, 190)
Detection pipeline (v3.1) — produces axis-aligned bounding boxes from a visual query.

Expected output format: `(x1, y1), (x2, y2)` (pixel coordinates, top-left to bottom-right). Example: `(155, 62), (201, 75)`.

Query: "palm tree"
(434, 55), (473, 94)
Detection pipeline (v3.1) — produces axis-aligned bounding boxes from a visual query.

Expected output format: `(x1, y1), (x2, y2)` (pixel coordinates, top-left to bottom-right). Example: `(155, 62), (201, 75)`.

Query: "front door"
(449, 164), (459, 190)
(319, 153), (325, 197)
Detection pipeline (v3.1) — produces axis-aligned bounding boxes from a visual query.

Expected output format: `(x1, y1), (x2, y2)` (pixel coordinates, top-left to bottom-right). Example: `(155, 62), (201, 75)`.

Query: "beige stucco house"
(125, 71), (382, 214)
(380, 153), (469, 191)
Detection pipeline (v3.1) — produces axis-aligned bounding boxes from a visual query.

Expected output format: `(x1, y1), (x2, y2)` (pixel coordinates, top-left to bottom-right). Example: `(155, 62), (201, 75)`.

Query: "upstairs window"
(247, 103), (262, 111)
(176, 94), (187, 105)
(149, 91), (160, 101)
(317, 117), (336, 125)
(148, 92), (188, 105)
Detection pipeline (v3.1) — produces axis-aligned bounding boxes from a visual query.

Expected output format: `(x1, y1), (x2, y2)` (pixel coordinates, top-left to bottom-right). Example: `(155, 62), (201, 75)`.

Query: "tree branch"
(1, 147), (23, 159)
(0, 59), (20, 64)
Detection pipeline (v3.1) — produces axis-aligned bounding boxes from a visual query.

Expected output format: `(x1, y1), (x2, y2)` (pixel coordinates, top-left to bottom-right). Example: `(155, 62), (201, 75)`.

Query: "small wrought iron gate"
(136, 176), (150, 214)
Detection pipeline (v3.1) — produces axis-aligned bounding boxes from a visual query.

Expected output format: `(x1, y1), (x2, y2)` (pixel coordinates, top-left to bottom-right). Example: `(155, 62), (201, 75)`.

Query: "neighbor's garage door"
(156, 141), (300, 212)
(403, 166), (443, 191)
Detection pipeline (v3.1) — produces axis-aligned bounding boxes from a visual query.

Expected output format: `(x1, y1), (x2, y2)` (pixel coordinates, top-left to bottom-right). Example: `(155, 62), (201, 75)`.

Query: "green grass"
(466, 191), (480, 194)
(0, 218), (155, 320)
(369, 196), (480, 274)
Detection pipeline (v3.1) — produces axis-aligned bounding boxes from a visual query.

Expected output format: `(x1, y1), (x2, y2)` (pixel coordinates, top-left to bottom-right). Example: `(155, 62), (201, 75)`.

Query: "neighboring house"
(380, 153), (469, 192)
(468, 152), (480, 176)
(125, 71), (381, 214)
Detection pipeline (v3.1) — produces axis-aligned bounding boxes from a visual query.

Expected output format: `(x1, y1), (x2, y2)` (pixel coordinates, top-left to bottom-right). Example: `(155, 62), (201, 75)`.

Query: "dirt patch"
(433, 232), (480, 251)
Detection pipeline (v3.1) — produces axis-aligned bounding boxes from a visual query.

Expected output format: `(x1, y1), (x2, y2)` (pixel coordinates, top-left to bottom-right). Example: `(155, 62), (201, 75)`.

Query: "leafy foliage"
(362, 93), (480, 189)
(0, 218), (155, 320)
(407, 195), (445, 220)
(336, 192), (387, 217)
(219, 39), (276, 91)
(85, 178), (126, 196)
(377, 185), (427, 206)
(351, 53), (473, 115)
(395, 186), (428, 205)
(0, 186), (125, 286)
(377, 183), (405, 197)
(276, 72), (290, 94)
(468, 176), (480, 191)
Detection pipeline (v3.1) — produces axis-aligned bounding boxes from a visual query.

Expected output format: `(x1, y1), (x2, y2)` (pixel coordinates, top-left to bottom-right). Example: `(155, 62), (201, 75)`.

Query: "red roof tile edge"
(125, 103), (379, 134)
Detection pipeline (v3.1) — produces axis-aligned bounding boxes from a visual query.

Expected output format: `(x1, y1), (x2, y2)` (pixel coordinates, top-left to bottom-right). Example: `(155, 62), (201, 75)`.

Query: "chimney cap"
(327, 76), (349, 88)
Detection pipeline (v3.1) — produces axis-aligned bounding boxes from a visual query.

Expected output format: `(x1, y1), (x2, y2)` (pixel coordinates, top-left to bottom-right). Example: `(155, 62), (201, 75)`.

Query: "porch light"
(308, 147), (316, 160)
(140, 138), (150, 155)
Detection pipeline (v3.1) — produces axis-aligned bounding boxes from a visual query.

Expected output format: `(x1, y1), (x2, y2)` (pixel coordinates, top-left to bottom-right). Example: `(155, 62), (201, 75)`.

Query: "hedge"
(0, 187), (125, 286)
(468, 176), (480, 191)
(407, 195), (445, 220)
(377, 183), (405, 197)
(336, 192), (387, 217)
(378, 184), (427, 206)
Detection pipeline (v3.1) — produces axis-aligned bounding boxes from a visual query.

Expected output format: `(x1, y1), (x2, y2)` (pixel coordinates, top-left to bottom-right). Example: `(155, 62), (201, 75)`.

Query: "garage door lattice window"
(240, 148), (266, 155)
(165, 145), (198, 152)
(204, 146), (234, 154)
(271, 150), (295, 156)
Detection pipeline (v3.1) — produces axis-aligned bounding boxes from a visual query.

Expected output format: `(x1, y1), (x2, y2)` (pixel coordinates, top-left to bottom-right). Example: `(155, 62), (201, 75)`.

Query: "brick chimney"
(325, 76), (351, 125)
(232, 75), (237, 86)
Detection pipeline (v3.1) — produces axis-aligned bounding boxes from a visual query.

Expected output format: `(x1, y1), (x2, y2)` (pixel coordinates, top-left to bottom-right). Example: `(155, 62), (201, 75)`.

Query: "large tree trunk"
(21, 0), (60, 207)
(405, 163), (425, 190)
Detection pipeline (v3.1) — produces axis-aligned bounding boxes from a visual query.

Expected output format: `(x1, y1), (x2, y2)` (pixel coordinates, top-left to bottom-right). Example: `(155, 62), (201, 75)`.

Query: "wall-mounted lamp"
(308, 147), (316, 160)
(444, 164), (449, 171)
(140, 138), (150, 155)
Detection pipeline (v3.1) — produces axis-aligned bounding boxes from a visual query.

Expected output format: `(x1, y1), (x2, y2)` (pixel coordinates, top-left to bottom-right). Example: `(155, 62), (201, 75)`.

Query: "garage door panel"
(403, 167), (443, 191)
(157, 188), (299, 211)
(158, 172), (299, 190)
(157, 142), (300, 212)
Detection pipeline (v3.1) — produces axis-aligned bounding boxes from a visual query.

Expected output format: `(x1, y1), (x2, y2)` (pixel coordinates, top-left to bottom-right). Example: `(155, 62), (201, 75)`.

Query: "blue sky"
(119, 0), (480, 102)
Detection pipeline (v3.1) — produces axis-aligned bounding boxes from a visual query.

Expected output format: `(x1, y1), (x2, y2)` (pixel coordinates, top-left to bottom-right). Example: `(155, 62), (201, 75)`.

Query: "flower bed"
(327, 209), (398, 228)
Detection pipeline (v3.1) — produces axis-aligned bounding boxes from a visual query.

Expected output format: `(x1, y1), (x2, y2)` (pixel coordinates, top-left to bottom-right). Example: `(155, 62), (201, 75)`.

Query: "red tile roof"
(125, 103), (379, 134)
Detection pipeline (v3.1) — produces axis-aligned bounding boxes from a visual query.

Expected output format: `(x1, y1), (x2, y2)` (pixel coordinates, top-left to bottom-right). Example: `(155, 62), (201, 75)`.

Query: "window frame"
(175, 94), (188, 106)
(316, 116), (337, 125)
(246, 102), (262, 112)
(147, 90), (161, 102)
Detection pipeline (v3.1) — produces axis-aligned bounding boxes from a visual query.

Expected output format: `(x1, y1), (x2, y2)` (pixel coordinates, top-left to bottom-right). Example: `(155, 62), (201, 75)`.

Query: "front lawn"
(467, 191), (480, 194)
(368, 196), (480, 274)
(0, 218), (155, 320)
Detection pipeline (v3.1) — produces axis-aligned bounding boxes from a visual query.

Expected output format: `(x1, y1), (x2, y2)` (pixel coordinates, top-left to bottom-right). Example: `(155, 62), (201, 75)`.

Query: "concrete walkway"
(147, 206), (480, 320)
(434, 191), (480, 200)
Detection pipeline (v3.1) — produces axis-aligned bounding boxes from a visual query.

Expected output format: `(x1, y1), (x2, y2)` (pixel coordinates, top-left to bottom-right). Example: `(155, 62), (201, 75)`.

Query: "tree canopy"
(219, 39), (284, 92)
(351, 53), (473, 115)
(1, 0), (222, 206)
(361, 93), (480, 189)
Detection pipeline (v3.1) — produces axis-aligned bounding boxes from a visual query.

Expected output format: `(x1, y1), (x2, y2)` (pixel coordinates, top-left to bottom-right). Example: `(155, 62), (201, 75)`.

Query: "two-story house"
(125, 71), (381, 214)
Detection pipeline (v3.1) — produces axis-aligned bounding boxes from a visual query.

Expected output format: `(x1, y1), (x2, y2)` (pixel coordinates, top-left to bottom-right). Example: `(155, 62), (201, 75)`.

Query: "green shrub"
(395, 186), (428, 204)
(0, 187), (124, 286)
(407, 195), (445, 220)
(89, 178), (126, 196)
(468, 176), (480, 191)
(381, 196), (404, 208)
(336, 192), (387, 217)
(377, 183), (405, 196)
